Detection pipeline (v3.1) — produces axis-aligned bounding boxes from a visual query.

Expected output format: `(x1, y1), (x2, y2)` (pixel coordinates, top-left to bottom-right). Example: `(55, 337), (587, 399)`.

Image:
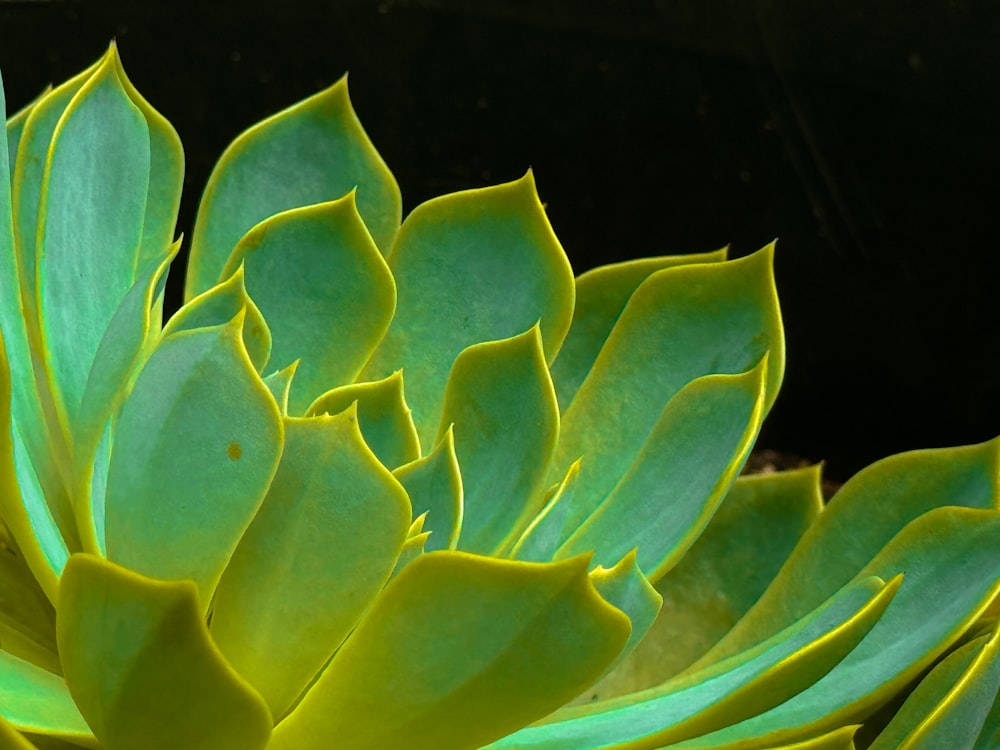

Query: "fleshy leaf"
(162, 263), (272, 373)
(104, 315), (283, 606)
(550, 248), (727, 412)
(698, 439), (1000, 667)
(488, 575), (896, 749)
(437, 326), (559, 554)
(269, 552), (630, 750)
(869, 629), (1000, 749)
(36, 47), (150, 435)
(390, 530), (431, 580)
(211, 410), (410, 719)
(263, 360), (299, 416)
(555, 359), (767, 578)
(6, 85), (50, 182)
(761, 726), (859, 750)
(186, 75), (401, 299)
(392, 426), (464, 551)
(307, 369), (419, 469)
(0, 650), (93, 747)
(667, 507), (1000, 748)
(0, 714), (42, 750)
(550, 245), (783, 537)
(57, 554), (272, 750)
(361, 171), (575, 444)
(594, 465), (823, 698)
(510, 459), (581, 562)
(0, 520), (57, 670)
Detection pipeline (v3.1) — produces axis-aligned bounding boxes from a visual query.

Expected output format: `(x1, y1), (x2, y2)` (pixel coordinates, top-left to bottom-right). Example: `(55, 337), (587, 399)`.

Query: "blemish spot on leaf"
(228, 442), (243, 461)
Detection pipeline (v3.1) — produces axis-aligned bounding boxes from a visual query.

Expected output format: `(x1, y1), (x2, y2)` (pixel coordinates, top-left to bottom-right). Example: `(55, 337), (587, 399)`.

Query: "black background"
(1, 0), (997, 482)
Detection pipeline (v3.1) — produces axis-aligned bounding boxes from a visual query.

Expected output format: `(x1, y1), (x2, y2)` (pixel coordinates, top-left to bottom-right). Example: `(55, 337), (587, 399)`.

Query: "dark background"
(1, 0), (997, 482)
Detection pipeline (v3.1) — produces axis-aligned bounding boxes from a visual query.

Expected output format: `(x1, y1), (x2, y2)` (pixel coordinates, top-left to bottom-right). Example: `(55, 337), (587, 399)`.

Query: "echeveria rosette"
(0, 42), (997, 750)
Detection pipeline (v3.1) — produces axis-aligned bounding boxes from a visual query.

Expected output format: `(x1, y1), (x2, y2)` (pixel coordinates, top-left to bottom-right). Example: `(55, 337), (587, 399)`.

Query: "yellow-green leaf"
(392, 426), (464, 551)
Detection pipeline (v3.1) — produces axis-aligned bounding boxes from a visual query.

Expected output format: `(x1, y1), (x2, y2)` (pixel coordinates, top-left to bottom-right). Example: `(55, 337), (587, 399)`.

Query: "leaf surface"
(392, 427), (464, 551)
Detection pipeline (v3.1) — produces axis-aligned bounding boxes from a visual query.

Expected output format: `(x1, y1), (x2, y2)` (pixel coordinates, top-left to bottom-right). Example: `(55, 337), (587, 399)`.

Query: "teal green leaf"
(550, 248), (727, 412)
(390, 529), (432, 581)
(163, 263), (272, 373)
(974, 674), (1000, 750)
(0, 520), (57, 671)
(211, 409), (410, 719)
(509, 459), (581, 563)
(6, 85), (50, 182)
(269, 552), (630, 750)
(437, 326), (559, 555)
(669, 507), (1000, 749)
(186, 75), (401, 299)
(392, 426), (464, 551)
(488, 575), (896, 750)
(550, 245), (783, 538)
(698, 439), (1000, 667)
(361, 171), (575, 443)
(220, 193), (396, 413)
(595, 465), (823, 698)
(36, 48), (149, 435)
(870, 629), (1000, 750)
(57, 554), (272, 750)
(306, 369), (419, 470)
(104, 314), (283, 607)
(555, 358), (767, 578)
(0, 650), (93, 748)
(263, 360), (299, 416)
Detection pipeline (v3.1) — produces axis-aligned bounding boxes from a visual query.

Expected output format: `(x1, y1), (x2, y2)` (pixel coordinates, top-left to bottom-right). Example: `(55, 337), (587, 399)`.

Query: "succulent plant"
(0, 42), (998, 750)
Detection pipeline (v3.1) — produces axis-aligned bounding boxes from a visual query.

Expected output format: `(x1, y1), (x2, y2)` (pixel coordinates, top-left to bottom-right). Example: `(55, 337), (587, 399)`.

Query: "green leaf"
(870, 629), (1000, 750)
(555, 358), (768, 578)
(437, 326), (559, 554)
(668, 507), (1000, 748)
(0, 714), (42, 750)
(550, 248), (727, 412)
(211, 409), (410, 719)
(0, 520), (57, 669)
(698, 439), (1000, 667)
(163, 263), (272, 373)
(361, 171), (575, 444)
(392, 426), (464, 551)
(550, 245), (783, 540)
(0, 649), (93, 748)
(263, 360), (299, 416)
(6, 84), (50, 183)
(221, 193), (397, 413)
(104, 314), (283, 607)
(307, 369), (419, 470)
(509, 459), (581, 563)
(594, 465), (823, 698)
(186, 75), (401, 299)
(269, 551), (630, 750)
(57, 554), (272, 750)
(487, 575), (896, 750)
(759, 726), (859, 750)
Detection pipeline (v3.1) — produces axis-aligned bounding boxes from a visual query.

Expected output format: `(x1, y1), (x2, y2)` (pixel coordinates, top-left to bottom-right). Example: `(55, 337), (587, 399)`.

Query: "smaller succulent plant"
(0, 42), (997, 750)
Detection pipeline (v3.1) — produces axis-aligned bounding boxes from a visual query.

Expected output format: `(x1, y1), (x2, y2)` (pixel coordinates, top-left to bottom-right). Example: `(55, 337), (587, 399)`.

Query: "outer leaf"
(438, 326), (559, 554)
(392, 426), (464, 551)
(6, 85), (50, 181)
(698, 439), (1000, 667)
(211, 410), (411, 719)
(487, 575), (896, 750)
(269, 551), (630, 750)
(550, 245), (783, 536)
(669, 507), (1000, 749)
(104, 315), (283, 607)
(361, 171), (575, 443)
(870, 629), (1000, 750)
(550, 248), (727, 412)
(593, 465), (823, 698)
(187, 75), (401, 298)
(555, 358), (767, 578)
(0, 650), (93, 748)
(221, 193), (396, 413)
(57, 554), (272, 750)
(307, 369), (419, 469)
(36, 48), (150, 434)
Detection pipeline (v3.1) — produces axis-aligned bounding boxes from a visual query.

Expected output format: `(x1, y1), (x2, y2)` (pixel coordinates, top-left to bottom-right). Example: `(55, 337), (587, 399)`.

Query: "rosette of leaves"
(0, 43), (998, 750)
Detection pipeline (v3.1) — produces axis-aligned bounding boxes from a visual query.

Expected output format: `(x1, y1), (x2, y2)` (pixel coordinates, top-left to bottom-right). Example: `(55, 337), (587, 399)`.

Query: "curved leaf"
(221, 193), (397, 413)
(269, 551), (630, 750)
(361, 171), (575, 443)
(187, 75), (400, 298)
(211, 409), (411, 719)
(438, 326), (559, 554)
(510, 458), (582, 563)
(104, 314), (283, 606)
(6, 84), (51, 182)
(392, 426), (464, 551)
(263, 360), (299, 416)
(58, 554), (272, 750)
(550, 248), (727, 412)
(0, 650), (93, 748)
(307, 369), (419, 469)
